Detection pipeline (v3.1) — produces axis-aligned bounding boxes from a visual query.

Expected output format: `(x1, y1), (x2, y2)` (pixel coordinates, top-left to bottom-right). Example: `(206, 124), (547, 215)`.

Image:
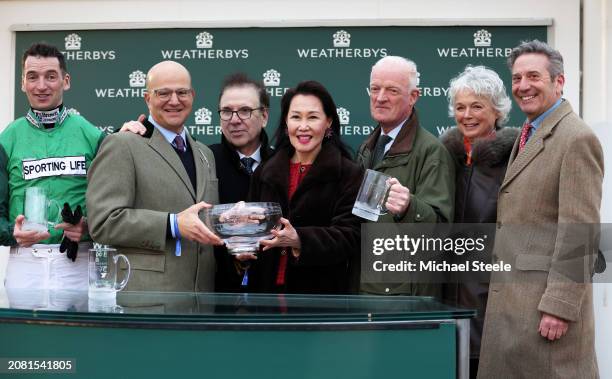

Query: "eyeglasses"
(218, 107), (264, 121)
(152, 88), (193, 101)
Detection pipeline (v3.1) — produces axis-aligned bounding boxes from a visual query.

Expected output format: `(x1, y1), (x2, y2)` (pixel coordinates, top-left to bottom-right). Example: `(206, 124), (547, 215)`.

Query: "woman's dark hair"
(273, 80), (352, 159)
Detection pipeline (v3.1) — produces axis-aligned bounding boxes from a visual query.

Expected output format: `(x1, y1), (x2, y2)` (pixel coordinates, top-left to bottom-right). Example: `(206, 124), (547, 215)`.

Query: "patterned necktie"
(241, 157), (256, 175)
(519, 122), (533, 151)
(371, 134), (392, 168)
(173, 135), (186, 153)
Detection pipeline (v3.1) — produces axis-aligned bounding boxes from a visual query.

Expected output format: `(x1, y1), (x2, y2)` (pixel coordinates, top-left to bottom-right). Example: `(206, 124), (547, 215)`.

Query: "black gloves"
(59, 203), (82, 262)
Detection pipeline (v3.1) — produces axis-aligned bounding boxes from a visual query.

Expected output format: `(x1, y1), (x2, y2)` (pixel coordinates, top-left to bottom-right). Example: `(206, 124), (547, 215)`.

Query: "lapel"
(187, 133), (209, 201)
(146, 123), (196, 200)
(360, 128), (377, 169)
(385, 109), (419, 157)
(259, 144), (341, 213)
(501, 100), (572, 189)
(290, 143), (341, 203)
(362, 110), (420, 169)
(259, 148), (291, 213)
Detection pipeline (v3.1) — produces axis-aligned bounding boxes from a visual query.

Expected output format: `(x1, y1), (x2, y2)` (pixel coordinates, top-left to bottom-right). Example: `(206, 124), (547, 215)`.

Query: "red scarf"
(463, 129), (496, 166)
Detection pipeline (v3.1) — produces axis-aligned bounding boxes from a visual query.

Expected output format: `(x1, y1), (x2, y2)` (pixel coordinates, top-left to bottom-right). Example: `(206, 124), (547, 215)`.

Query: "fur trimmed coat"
(441, 126), (519, 362)
(441, 126), (519, 224)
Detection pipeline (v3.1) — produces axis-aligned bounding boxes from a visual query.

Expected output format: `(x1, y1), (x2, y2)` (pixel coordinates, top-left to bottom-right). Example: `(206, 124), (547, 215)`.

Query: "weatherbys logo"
(185, 106), (221, 136)
(336, 106), (375, 136)
(62, 33), (116, 61)
(263, 69), (290, 97)
(333, 30), (351, 48)
(419, 86), (450, 97)
(129, 71), (146, 87)
(263, 69), (280, 87)
(161, 31), (249, 60)
(297, 30), (388, 59)
(97, 125), (116, 134)
(434, 125), (456, 137)
(195, 107), (212, 125)
(94, 70), (147, 98)
(417, 72), (451, 98)
(196, 32), (213, 48)
(337, 107), (350, 125)
(437, 29), (511, 58)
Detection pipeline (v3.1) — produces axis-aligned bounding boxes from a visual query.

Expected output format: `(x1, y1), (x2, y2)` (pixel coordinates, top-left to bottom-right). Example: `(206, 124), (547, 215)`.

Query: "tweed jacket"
(87, 120), (219, 292)
(478, 100), (603, 378)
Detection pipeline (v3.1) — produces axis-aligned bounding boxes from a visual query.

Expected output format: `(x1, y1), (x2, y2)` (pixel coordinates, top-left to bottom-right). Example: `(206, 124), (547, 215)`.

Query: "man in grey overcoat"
(87, 61), (222, 292)
(478, 40), (603, 378)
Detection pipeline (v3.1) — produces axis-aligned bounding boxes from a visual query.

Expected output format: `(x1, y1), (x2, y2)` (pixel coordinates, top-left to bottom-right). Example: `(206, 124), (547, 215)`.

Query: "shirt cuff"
(169, 213), (177, 238)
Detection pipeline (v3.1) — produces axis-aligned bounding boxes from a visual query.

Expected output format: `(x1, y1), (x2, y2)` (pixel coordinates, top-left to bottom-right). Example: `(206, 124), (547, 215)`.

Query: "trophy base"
(224, 235), (272, 255)
(352, 204), (382, 222)
(22, 221), (48, 233)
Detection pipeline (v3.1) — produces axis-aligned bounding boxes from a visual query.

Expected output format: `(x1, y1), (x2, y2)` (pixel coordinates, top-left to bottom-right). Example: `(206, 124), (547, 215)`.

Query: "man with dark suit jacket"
(478, 40), (603, 378)
(209, 73), (273, 292)
(87, 60), (222, 292)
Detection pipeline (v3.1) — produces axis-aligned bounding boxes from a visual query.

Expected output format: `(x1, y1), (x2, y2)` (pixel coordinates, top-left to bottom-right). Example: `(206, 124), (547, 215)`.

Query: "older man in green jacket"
(357, 56), (455, 296)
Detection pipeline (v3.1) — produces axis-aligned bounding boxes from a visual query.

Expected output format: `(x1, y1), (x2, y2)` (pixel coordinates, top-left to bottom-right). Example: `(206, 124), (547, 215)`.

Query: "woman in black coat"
(440, 66), (519, 379)
(245, 81), (363, 294)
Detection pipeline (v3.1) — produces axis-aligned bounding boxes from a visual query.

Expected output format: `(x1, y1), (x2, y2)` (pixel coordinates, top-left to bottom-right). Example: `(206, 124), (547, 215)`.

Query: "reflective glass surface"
(0, 289), (474, 326)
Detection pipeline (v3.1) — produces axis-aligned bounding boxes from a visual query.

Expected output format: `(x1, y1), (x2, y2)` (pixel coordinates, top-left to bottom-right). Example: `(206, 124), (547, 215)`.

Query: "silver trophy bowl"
(204, 201), (282, 255)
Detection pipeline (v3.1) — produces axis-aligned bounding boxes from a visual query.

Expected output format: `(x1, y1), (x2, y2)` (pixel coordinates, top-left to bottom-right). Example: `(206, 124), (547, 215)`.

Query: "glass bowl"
(203, 201), (282, 254)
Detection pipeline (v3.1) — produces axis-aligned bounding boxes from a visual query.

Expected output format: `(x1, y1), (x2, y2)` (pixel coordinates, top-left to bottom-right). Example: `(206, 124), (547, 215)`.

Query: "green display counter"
(0, 289), (474, 379)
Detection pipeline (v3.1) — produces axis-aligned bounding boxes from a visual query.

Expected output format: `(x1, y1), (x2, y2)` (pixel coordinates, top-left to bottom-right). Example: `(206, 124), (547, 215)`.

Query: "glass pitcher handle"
(379, 180), (392, 215)
(113, 254), (131, 291)
(47, 199), (63, 227)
